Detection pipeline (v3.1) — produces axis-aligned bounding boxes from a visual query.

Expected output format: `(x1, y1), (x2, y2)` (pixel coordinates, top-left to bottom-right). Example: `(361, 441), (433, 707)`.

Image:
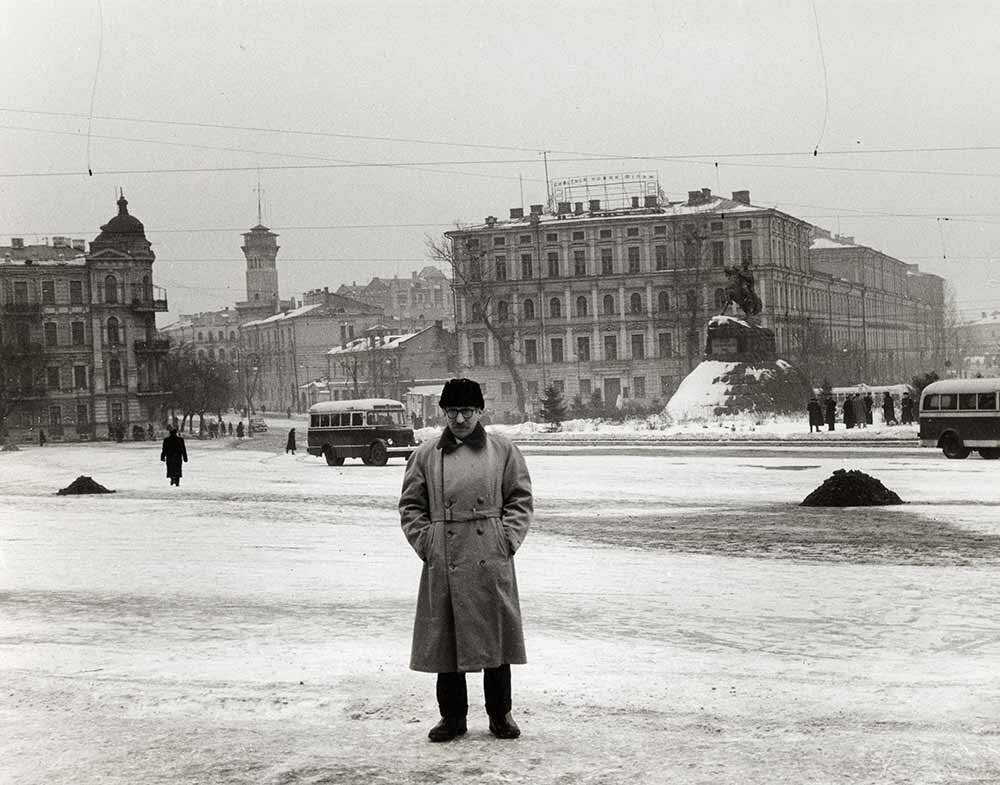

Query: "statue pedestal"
(705, 314), (776, 362)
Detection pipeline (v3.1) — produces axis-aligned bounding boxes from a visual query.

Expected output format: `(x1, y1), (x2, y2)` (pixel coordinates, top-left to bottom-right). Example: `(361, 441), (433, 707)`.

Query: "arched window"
(603, 294), (615, 315)
(104, 275), (118, 304)
(686, 289), (698, 311)
(229, 331), (236, 341)
(629, 293), (643, 314)
(657, 291), (670, 312)
(714, 288), (727, 310)
(218, 348), (226, 362)
(471, 302), (484, 321)
(218, 331), (224, 341)
(549, 297), (561, 318)
(576, 295), (588, 317)
(106, 317), (120, 345)
(497, 300), (509, 322)
(523, 299), (535, 320)
(198, 349), (206, 359)
(109, 358), (121, 386)
(197, 332), (204, 342)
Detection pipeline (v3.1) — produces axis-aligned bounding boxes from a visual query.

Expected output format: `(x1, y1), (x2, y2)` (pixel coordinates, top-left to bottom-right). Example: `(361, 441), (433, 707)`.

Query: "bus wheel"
(979, 448), (1000, 460)
(367, 439), (388, 466)
(324, 447), (345, 466)
(941, 435), (970, 460)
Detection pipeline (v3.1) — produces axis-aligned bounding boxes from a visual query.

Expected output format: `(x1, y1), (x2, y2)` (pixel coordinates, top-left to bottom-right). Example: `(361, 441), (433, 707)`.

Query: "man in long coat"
(807, 397), (823, 433)
(160, 427), (188, 486)
(400, 378), (532, 743)
(824, 396), (836, 431)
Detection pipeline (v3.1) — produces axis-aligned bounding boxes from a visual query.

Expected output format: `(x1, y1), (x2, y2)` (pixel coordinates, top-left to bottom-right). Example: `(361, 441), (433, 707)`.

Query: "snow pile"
(2, 443), (21, 452)
(57, 475), (115, 495)
(664, 360), (738, 420)
(800, 469), (904, 507)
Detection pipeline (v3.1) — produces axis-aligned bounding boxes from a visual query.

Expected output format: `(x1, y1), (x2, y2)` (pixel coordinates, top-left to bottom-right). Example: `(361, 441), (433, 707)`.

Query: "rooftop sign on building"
(551, 171), (660, 211)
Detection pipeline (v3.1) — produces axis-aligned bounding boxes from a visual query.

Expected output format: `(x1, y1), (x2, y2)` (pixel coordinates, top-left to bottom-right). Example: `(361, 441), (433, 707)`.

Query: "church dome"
(95, 193), (146, 240)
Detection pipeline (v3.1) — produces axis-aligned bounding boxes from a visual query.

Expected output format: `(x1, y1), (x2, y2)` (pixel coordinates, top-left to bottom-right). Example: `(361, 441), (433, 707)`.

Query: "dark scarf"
(436, 422), (487, 454)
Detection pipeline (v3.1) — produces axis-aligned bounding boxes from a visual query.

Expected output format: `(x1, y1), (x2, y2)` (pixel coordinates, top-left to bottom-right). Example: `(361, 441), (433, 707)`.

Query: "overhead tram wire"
(8, 105), (1000, 160)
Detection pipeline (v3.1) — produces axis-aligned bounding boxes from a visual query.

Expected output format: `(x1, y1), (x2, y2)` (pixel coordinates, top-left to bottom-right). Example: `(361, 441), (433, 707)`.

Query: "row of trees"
(162, 345), (239, 432)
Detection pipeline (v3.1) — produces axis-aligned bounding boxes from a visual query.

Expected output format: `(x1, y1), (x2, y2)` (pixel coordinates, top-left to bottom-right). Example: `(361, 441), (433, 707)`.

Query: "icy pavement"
(1, 438), (998, 784)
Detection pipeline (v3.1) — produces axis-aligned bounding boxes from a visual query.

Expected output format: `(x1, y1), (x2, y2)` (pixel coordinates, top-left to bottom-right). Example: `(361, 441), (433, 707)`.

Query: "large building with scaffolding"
(445, 176), (947, 421)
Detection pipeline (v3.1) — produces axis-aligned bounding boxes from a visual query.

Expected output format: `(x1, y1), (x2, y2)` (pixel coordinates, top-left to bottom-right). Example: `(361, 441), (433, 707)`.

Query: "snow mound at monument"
(665, 359), (808, 421)
(57, 476), (115, 495)
(800, 469), (904, 507)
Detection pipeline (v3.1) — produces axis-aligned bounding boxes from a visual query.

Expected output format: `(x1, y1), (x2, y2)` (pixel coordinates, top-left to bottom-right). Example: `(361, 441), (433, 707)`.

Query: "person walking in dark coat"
(901, 392), (914, 425)
(236, 421), (245, 439)
(807, 397), (823, 433)
(882, 391), (896, 425)
(160, 427), (188, 487)
(824, 397), (836, 431)
(863, 393), (874, 425)
(285, 428), (297, 455)
(843, 395), (855, 428)
(38, 428), (47, 446)
(400, 378), (532, 744)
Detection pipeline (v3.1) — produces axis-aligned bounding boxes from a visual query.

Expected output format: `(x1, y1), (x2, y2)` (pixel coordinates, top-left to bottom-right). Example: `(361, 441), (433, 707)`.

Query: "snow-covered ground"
(2, 434), (998, 784)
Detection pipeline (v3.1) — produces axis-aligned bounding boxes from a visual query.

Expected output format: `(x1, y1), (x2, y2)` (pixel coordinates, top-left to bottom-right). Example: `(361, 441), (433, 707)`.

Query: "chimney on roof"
(687, 190), (702, 204)
(557, 201), (571, 215)
(485, 215), (497, 227)
(530, 204), (543, 215)
(510, 207), (524, 220)
(574, 202), (584, 215)
(11, 238), (23, 249)
(732, 190), (750, 205)
(72, 239), (86, 251)
(701, 188), (712, 200)
(589, 199), (601, 211)
(631, 196), (640, 208)
(644, 195), (658, 208)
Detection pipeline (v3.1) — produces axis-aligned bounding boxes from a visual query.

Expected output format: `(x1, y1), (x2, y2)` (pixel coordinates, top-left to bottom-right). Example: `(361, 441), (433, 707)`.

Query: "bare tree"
(0, 340), (47, 440)
(427, 233), (528, 415)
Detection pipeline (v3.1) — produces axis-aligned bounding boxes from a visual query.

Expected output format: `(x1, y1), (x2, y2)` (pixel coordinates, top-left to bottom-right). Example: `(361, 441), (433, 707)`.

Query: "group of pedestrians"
(807, 390), (915, 431)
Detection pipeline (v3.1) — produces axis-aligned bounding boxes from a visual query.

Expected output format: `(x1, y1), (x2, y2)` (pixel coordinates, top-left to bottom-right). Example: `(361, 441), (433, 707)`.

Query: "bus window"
(923, 394), (939, 410)
(978, 392), (998, 410)
(352, 412), (364, 426)
(939, 394), (957, 410)
(367, 412), (378, 425)
(320, 414), (330, 427)
(311, 414), (320, 427)
(959, 393), (978, 410)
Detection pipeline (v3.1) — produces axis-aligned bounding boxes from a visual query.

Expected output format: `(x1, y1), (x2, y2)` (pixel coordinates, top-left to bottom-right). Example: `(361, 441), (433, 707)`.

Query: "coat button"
(476, 528), (483, 535)
(479, 559), (486, 566)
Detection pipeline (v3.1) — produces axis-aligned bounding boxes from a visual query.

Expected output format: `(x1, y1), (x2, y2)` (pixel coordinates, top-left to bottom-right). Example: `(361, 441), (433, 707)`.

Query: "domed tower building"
(86, 192), (169, 437)
(235, 220), (293, 322)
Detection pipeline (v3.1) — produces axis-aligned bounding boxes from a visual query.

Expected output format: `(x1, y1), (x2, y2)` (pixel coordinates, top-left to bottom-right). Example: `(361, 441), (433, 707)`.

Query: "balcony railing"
(1, 302), (43, 318)
(129, 284), (168, 312)
(134, 339), (171, 353)
(137, 383), (171, 396)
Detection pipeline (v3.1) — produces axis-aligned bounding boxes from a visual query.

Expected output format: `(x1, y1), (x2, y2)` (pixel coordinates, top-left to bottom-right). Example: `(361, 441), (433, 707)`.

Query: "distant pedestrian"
(882, 392), (896, 425)
(147, 423), (155, 440)
(863, 393), (874, 425)
(227, 421), (233, 437)
(38, 428), (47, 447)
(160, 427), (188, 487)
(824, 397), (836, 431)
(285, 428), (297, 455)
(286, 407), (292, 419)
(843, 395), (855, 429)
(901, 392), (914, 425)
(852, 394), (867, 428)
(807, 397), (823, 433)
(236, 421), (245, 439)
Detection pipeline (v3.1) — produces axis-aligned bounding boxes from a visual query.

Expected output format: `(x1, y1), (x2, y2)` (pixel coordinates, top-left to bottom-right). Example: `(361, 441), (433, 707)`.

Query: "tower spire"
(255, 169), (263, 225)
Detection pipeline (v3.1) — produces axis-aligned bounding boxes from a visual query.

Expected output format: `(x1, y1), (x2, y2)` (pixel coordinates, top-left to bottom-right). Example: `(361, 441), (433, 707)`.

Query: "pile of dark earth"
(800, 468), (904, 507)
(57, 475), (115, 495)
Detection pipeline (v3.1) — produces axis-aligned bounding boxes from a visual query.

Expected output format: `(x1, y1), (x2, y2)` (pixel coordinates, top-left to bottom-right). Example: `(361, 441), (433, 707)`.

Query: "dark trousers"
(436, 664), (511, 718)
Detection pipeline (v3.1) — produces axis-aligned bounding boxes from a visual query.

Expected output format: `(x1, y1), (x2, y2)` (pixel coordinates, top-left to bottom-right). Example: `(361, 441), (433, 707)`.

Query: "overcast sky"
(3, 1), (1000, 325)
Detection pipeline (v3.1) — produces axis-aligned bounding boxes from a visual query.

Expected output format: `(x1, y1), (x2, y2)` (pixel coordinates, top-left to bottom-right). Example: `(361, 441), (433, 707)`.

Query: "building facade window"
(521, 254), (533, 279)
(579, 378), (591, 397)
(714, 288), (727, 310)
(523, 298), (535, 320)
(497, 300), (509, 321)
(495, 255), (507, 281)
(740, 238), (753, 264)
(600, 229), (612, 239)
(47, 367), (61, 389)
(657, 291), (670, 312)
(661, 375), (675, 395)
(601, 248), (614, 275)
(526, 380), (538, 396)
(109, 358), (122, 386)
(576, 295), (588, 317)
(551, 337), (564, 363)
(547, 252), (560, 278)
(74, 365), (87, 389)
(576, 336), (590, 361)
(468, 257), (482, 282)
(655, 245), (668, 270)
(629, 293), (643, 314)
(685, 290), (698, 311)
(524, 339), (537, 364)
(574, 250), (587, 276)
(712, 240), (725, 266)
(631, 333), (645, 359)
(654, 225), (666, 236)
(628, 247), (640, 273)
(104, 275), (118, 304)
(658, 332), (673, 357)
(549, 297), (562, 318)
(472, 341), (485, 366)
(71, 321), (85, 345)
(603, 294), (615, 315)
(633, 376), (646, 398)
(627, 227), (639, 237)
(572, 231), (585, 240)
(546, 232), (558, 242)
(70, 280), (83, 304)
(50, 406), (62, 428)
(107, 317), (120, 345)
(739, 219), (753, 230)
(501, 381), (512, 398)
(42, 280), (55, 304)
(603, 335), (618, 360)
(44, 322), (58, 347)
(519, 234), (531, 245)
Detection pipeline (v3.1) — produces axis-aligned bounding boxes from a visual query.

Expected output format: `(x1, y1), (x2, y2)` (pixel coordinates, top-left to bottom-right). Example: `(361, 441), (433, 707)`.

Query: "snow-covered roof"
(964, 311), (1000, 326)
(0, 256), (86, 267)
(922, 378), (1000, 396)
(810, 236), (857, 250)
(308, 398), (405, 413)
(242, 303), (322, 327)
(406, 384), (445, 397)
(327, 331), (420, 355)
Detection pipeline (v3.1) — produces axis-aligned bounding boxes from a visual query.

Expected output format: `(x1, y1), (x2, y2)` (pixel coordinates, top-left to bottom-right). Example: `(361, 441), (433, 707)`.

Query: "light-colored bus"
(306, 398), (419, 466)
(918, 377), (1000, 459)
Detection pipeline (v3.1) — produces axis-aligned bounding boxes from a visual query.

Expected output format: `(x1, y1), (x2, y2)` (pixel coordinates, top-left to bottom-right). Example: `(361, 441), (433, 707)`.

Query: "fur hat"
(439, 378), (485, 409)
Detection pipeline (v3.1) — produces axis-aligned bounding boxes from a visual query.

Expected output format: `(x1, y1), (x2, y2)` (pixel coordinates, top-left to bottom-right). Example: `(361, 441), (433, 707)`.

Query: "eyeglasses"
(444, 407), (479, 420)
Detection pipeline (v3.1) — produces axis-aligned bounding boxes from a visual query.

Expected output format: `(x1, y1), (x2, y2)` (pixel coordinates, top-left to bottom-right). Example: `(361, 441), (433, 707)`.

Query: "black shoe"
(428, 716), (467, 743)
(488, 712), (520, 739)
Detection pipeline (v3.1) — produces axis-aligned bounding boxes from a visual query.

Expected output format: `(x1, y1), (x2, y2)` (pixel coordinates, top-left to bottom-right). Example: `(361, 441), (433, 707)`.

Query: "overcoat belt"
(400, 431), (532, 673)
